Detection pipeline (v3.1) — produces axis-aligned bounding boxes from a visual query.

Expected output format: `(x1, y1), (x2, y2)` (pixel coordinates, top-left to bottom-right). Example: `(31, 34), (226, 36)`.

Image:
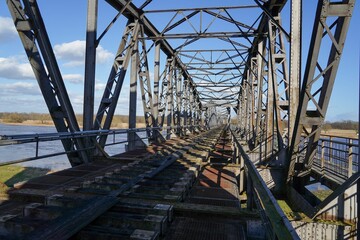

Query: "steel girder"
(166, 58), (175, 139)
(7, 0), (356, 179)
(127, 26), (140, 150)
(253, 40), (267, 148)
(266, 14), (289, 155)
(287, 0), (356, 180)
(158, 59), (172, 129)
(137, 25), (156, 139)
(289, 0), (301, 144)
(153, 42), (161, 127)
(83, 0), (98, 133)
(174, 68), (183, 136)
(104, 0), (203, 139)
(94, 20), (140, 147)
(7, 0), (89, 166)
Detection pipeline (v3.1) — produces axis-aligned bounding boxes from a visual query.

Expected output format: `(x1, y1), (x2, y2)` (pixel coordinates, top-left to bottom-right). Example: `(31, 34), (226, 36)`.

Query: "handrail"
(0, 125), (202, 145)
(318, 136), (358, 147)
(0, 125), (202, 167)
(230, 128), (300, 240)
(0, 128), (154, 144)
(321, 133), (358, 141)
(313, 135), (358, 181)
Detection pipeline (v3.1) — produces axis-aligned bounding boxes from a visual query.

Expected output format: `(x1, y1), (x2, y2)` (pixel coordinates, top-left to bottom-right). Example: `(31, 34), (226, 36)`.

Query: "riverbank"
(0, 119), (54, 127)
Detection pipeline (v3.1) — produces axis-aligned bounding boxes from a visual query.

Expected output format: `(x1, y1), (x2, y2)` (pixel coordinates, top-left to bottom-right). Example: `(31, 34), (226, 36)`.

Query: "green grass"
(277, 199), (293, 216)
(277, 199), (306, 221)
(312, 189), (333, 201)
(0, 165), (50, 194)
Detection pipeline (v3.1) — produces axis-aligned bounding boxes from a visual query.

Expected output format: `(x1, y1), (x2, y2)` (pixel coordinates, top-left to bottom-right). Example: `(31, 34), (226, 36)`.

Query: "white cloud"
(54, 40), (84, 66)
(0, 81), (40, 95)
(63, 74), (83, 84)
(97, 45), (114, 63)
(95, 82), (106, 91)
(0, 57), (34, 80)
(54, 40), (114, 67)
(0, 17), (17, 43)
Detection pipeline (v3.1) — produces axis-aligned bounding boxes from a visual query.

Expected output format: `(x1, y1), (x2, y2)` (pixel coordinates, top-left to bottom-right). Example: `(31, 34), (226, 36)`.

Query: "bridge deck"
(0, 127), (256, 239)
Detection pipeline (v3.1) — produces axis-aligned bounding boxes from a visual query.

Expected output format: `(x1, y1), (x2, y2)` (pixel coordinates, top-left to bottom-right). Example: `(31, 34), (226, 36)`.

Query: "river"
(0, 123), (129, 171)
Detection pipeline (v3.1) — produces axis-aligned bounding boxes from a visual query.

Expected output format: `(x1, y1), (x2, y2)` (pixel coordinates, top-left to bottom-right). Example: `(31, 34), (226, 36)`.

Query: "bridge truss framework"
(6, 0), (358, 238)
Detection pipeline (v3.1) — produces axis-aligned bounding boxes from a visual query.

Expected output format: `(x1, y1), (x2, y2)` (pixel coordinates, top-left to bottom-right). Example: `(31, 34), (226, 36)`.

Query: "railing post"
(321, 140), (325, 174)
(239, 149), (245, 194)
(329, 136), (333, 172)
(348, 139), (353, 177)
(232, 139), (238, 164)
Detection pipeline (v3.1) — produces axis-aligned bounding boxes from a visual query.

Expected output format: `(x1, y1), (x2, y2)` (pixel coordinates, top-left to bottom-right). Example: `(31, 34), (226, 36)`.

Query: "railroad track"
(0, 126), (257, 239)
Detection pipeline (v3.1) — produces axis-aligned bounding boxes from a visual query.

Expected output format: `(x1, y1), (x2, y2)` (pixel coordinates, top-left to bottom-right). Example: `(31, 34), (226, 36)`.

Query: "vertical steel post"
(239, 147), (244, 193)
(189, 87), (194, 131)
(153, 42), (161, 127)
(254, 40), (265, 147)
(289, 0), (301, 143)
(250, 58), (257, 143)
(84, 0), (98, 132)
(268, 16), (288, 153)
(83, 0), (98, 158)
(166, 59), (175, 139)
(128, 32), (139, 150)
(321, 140), (325, 174)
(348, 139), (353, 177)
(183, 79), (189, 133)
(158, 59), (171, 128)
(266, 28), (275, 156)
(176, 71), (183, 135)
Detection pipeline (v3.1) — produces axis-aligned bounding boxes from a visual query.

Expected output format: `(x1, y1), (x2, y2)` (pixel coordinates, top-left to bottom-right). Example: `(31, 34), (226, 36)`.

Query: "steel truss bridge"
(1, 0), (358, 239)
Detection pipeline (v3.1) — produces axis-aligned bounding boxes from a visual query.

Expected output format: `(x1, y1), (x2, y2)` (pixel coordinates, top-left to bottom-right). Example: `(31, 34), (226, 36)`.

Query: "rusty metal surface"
(165, 216), (245, 240)
(0, 127), (255, 239)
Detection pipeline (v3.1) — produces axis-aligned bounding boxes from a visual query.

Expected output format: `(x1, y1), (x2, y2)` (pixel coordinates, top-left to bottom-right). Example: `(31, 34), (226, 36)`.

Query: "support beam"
(83, 0), (98, 157)
(7, 0), (89, 166)
(288, 0), (301, 143)
(137, 25), (156, 140)
(83, 0), (98, 132)
(153, 42), (161, 127)
(288, 0), (356, 180)
(128, 29), (139, 151)
(94, 20), (140, 147)
(166, 59), (175, 139)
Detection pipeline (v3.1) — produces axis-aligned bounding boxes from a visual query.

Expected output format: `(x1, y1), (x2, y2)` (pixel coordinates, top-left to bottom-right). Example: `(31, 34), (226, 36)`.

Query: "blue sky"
(0, 0), (358, 121)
